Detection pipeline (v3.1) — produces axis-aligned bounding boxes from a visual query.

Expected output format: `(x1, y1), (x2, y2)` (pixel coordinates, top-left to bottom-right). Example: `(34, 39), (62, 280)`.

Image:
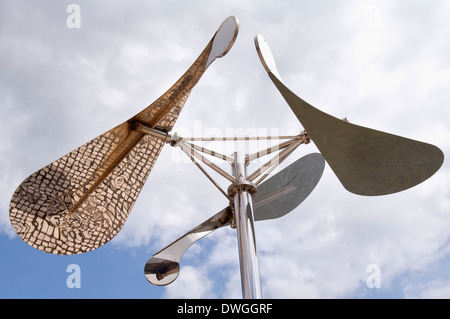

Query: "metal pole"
(229, 151), (262, 299)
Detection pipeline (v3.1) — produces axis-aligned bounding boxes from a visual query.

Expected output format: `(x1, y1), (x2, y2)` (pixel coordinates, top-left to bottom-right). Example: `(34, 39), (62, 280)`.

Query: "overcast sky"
(1, 0), (450, 299)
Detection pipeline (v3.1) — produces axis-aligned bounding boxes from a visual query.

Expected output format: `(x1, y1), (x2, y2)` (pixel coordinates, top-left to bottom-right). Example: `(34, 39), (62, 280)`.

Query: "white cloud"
(163, 265), (215, 299)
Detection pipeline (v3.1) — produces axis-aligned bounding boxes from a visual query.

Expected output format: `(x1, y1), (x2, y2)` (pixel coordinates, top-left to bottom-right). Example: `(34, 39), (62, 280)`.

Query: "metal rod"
(246, 139), (294, 164)
(230, 151), (262, 299)
(178, 143), (230, 200)
(247, 138), (304, 182)
(133, 121), (172, 143)
(254, 139), (303, 186)
(177, 141), (235, 182)
(184, 141), (234, 163)
(183, 135), (302, 142)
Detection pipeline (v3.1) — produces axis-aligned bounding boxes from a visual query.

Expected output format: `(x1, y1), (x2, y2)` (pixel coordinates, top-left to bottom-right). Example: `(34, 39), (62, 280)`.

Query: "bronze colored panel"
(9, 17), (239, 255)
(10, 133), (164, 255)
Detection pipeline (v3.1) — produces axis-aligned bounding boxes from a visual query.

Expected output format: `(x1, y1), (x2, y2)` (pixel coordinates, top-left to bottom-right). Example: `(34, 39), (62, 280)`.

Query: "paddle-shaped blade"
(255, 34), (444, 196)
(144, 153), (325, 286)
(9, 17), (239, 255)
(145, 208), (232, 286)
(254, 153), (325, 220)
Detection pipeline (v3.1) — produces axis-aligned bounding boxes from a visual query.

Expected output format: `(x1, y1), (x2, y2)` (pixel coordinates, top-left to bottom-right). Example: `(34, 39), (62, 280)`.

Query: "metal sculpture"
(254, 35), (443, 196)
(9, 16), (238, 255)
(9, 17), (444, 299)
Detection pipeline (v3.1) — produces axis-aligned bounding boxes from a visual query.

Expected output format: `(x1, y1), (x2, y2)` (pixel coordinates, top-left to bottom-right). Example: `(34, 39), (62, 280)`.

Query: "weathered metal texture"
(255, 34), (444, 196)
(269, 73), (444, 196)
(9, 17), (239, 255)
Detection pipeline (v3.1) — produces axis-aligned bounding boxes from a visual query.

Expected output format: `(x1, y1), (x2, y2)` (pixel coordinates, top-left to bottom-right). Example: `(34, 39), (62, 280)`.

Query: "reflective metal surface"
(144, 208), (232, 286)
(206, 16), (239, 68)
(230, 152), (262, 299)
(254, 34), (283, 82)
(254, 153), (325, 221)
(144, 153), (324, 286)
(144, 258), (180, 286)
(9, 17), (238, 255)
(255, 34), (444, 196)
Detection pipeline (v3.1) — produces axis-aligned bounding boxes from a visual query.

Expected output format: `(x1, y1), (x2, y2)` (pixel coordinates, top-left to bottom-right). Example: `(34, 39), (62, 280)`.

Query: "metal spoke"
(177, 142), (230, 199)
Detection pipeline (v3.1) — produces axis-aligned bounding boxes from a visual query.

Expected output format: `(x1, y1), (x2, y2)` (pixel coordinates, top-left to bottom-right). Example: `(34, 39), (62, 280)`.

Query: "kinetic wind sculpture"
(9, 17), (444, 299)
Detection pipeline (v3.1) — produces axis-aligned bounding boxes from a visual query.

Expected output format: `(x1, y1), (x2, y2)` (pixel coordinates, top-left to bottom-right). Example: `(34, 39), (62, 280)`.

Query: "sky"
(1, 0), (450, 299)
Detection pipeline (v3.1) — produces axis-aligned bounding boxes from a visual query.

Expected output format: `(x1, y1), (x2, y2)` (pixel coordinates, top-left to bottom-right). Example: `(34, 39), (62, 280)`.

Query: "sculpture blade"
(145, 207), (232, 286)
(9, 17), (239, 255)
(255, 34), (444, 196)
(144, 153), (325, 286)
(254, 153), (325, 221)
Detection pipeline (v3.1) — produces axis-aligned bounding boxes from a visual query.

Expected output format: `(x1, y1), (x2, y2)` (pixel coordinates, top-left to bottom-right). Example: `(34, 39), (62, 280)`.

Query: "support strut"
(228, 152), (262, 299)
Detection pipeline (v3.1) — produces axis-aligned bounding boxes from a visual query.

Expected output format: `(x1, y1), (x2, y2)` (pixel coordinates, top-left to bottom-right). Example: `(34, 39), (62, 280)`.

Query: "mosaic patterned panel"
(10, 132), (164, 254)
(9, 37), (214, 255)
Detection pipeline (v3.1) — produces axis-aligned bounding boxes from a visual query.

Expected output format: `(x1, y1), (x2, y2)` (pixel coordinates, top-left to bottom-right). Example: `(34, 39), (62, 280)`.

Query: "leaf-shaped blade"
(9, 17), (239, 255)
(255, 34), (444, 196)
(254, 153), (325, 220)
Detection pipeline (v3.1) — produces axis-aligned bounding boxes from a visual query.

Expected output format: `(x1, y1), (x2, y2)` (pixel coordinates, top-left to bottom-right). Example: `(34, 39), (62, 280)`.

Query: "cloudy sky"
(1, 0), (449, 299)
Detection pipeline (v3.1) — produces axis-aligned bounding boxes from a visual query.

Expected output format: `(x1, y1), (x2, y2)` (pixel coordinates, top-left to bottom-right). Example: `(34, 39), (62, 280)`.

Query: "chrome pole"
(229, 151), (262, 299)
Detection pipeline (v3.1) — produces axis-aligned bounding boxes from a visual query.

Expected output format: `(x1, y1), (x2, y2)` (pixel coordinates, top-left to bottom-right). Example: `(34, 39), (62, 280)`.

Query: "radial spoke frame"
(134, 121), (311, 201)
(135, 120), (312, 299)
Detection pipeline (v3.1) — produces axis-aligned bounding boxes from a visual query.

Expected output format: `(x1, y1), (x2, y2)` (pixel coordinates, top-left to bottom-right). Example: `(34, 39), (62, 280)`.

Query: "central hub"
(227, 180), (257, 197)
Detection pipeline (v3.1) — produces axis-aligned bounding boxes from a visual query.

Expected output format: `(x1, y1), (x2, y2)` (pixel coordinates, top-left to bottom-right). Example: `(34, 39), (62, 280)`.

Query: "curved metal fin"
(254, 153), (325, 220)
(206, 16), (239, 68)
(145, 153), (325, 286)
(9, 17), (239, 255)
(254, 34), (283, 82)
(145, 208), (232, 286)
(255, 34), (444, 196)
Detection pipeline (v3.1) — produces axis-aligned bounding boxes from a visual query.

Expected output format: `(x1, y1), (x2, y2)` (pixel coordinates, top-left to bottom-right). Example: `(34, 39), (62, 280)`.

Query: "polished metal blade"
(255, 34), (444, 196)
(254, 153), (325, 220)
(145, 153), (325, 285)
(145, 208), (232, 286)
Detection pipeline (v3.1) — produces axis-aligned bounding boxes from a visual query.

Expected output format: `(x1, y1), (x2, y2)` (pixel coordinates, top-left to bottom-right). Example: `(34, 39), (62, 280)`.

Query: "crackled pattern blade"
(9, 16), (239, 255)
(255, 34), (444, 196)
(10, 133), (164, 255)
